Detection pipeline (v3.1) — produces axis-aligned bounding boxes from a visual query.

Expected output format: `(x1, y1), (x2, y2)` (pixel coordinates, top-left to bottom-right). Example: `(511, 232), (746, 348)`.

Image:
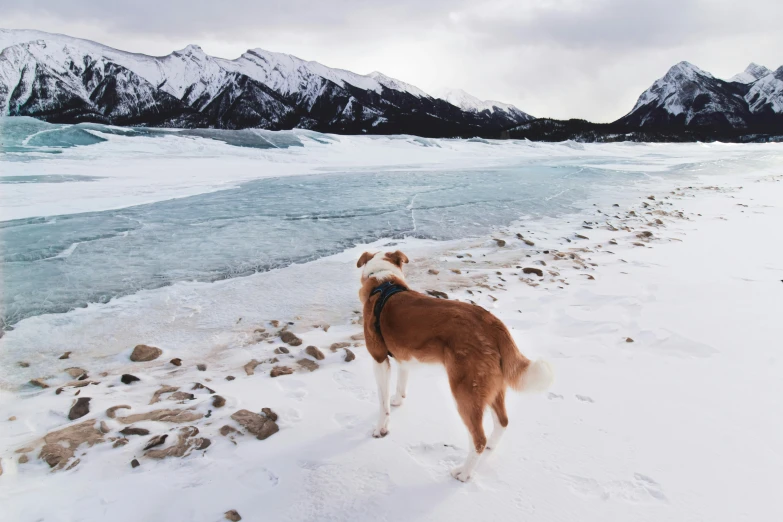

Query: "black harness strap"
(371, 281), (408, 353)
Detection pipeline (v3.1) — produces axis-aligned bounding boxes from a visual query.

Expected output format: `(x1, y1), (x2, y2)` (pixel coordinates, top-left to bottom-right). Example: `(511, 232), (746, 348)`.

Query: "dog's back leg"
(450, 389), (488, 482)
(487, 390), (509, 451)
(391, 360), (410, 407)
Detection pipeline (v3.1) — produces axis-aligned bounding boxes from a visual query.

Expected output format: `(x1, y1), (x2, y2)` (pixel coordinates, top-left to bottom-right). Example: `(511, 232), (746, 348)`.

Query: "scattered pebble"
(120, 427), (150, 436)
(329, 342), (350, 352)
(270, 366), (294, 378)
(274, 346), (290, 354)
(29, 378), (49, 389)
(130, 345), (162, 362)
(344, 349), (356, 362)
(305, 346), (325, 360)
(131, 459), (140, 468)
(493, 238), (506, 247)
(196, 364), (207, 371)
(121, 374), (140, 385)
(280, 331), (303, 346)
(144, 434), (168, 450)
(170, 358), (182, 366)
(626, 337), (635, 343)
(59, 352), (72, 360)
(225, 509), (242, 521)
(428, 269), (439, 275)
(68, 397), (91, 420)
(297, 359), (319, 372)
(426, 289), (449, 299)
(230, 409), (279, 440)
(522, 267), (544, 277)
(212, 395), (226, 408)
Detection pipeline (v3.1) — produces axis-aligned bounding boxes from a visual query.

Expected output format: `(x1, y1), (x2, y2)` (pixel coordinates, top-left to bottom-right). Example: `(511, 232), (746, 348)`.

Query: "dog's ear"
(357, 251), (375, 268)
(385, 250), (409, 268)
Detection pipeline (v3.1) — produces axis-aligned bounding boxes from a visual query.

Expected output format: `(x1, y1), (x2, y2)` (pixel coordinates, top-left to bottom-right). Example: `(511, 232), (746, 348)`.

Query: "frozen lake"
(0, 117), (769, 330)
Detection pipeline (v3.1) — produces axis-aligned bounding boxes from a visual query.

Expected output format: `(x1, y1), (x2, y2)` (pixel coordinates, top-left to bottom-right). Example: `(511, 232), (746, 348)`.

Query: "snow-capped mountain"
(615, 61), (783, 130)
(615, 61), (754, 128)
(434, 87), (532, 117)
(743, 66), (783, 120)
(729, 63), (772, 84)
(0, 29), (532, 135)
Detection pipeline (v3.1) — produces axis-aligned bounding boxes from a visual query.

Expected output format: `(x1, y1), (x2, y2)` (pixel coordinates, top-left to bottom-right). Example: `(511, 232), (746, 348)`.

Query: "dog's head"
(357, 250), (409, 284)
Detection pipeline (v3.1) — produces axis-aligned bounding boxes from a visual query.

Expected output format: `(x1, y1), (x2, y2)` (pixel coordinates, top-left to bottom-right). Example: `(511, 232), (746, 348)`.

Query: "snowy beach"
(1, 122), (782, 521)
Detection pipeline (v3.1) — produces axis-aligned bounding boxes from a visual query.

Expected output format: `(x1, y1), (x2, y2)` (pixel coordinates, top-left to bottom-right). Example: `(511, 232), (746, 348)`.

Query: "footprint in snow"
(332, 370), (374, 402)
(405, 442), (463, 476)
(564, 473), (667, 503)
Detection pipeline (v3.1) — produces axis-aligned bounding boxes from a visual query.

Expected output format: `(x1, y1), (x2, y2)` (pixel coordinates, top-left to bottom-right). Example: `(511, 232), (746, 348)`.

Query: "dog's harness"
(370, 281), (408, 353)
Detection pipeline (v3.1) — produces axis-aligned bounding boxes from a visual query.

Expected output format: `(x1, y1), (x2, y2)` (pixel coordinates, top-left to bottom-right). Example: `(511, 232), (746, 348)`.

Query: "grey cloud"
(2, 0), (781, 121)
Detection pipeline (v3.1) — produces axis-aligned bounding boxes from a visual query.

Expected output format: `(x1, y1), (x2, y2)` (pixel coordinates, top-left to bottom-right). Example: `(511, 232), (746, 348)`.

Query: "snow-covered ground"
(0, 130), (782, 521)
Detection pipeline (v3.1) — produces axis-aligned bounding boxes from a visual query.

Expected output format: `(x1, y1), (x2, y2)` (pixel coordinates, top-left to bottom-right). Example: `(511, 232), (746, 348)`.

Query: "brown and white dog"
(357, 250), (553, 482)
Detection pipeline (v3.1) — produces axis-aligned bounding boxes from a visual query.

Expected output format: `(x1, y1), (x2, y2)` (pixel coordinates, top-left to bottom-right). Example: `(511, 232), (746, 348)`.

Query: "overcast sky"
(3, 0), (782, 122)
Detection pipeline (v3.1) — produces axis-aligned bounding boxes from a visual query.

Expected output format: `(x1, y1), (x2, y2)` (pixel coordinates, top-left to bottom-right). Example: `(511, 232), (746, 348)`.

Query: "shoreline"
(1, 151), (782, 521)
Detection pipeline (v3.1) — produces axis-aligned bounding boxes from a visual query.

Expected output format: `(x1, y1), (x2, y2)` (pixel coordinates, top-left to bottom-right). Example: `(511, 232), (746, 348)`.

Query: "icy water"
(0, 163), (646, 328)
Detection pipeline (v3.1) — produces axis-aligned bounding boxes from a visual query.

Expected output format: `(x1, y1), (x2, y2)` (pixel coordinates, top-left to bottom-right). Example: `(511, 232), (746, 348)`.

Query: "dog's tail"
(498, 329), (553, 393)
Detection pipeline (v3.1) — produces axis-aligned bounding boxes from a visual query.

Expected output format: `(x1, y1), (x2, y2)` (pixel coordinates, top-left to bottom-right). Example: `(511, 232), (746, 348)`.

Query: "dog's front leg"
(391, 361), (409, 407)
(372, 358), (391, 438)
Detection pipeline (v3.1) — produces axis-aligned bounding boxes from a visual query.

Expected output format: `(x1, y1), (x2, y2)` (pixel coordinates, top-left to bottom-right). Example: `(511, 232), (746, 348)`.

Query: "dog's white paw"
(391, 394), (404, 407)
(372, 427), (389, 438)
(450, 466), (471, 482)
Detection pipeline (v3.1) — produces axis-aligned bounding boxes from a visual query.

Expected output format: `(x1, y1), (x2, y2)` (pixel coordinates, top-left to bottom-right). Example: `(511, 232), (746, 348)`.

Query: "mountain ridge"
(0, 28), (532, 136)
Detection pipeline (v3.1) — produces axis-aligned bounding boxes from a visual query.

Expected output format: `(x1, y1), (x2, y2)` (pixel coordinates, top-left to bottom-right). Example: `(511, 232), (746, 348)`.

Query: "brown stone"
(274, 346), (290, 354)
(29, 378), (49, 389)
(169, 391), (195, 402)
(64, 367), (86, 379)
(39, 419), (104, 470)
(305, 346), (325, 360)
(522, 267), (544, 277)
(130, 344), (162, 362)
(244, 359), (261, 376)
(428, 269), (440, 275)
(117, 409), (204, 424)
(197, 364), (207, 371)
(191, 382), (215, 393)
(68, 397), (91, 420)
(493, 238), (506, 247)
(450, 268), (462, 274)
(270, 366), (294, 378)
(59, 352), (72, 360)
(297, 359), (319, 372)
(230, 409), (279, 440)
(350, 333), (365, 341)
(225, 375), (235, 381)
(280, 331), (303, 346)
(329, 342), (350, 352)
(112, 438), (129, 448)
(8, 416), (16, 421)
(220, 425), (239, 436)
(212, 395), (226, 408)
(131, 458), (140, 468)
(344, 349), (356, 362)
(144, 434), (168, 450)
(145, 426), (210, 459)
(261, 407), (278, 422)
(150, 385), (179, 404)
(106, 405), (131, 418)
(18, 361), (30, 368)
(426, 289), (448, 299)
(120, 427), (150, 436)
(170, 358), (182, 366)
(121, 374), (140, 384)
(626, 337), (635, 343)
(225, 509), (242, 521)
(18, 454), (29, 464)
(270, 320), (280, 327)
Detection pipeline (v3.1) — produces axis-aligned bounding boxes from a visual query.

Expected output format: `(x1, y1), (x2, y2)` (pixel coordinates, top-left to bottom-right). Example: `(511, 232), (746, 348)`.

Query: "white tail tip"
(520, 359), (554, 392)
